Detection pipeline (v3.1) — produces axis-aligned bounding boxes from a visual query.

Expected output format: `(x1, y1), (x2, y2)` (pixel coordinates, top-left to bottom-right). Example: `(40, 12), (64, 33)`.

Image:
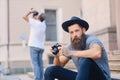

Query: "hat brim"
(62, 19), (89, 32)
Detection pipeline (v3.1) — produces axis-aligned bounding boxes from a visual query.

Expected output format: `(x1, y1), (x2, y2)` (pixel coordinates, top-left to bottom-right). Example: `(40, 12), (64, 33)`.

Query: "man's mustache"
(72, 36), (80, 42)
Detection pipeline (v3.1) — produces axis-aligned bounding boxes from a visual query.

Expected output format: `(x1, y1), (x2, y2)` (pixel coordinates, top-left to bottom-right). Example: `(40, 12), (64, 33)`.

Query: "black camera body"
(51, 43), (61, 55)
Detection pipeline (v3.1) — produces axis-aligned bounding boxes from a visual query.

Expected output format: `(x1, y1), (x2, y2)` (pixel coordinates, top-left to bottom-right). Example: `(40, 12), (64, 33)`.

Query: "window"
(45, 9), (57, 41)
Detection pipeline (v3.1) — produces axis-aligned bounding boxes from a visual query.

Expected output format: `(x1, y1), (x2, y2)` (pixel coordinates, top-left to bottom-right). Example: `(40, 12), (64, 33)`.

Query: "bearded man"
(44, 16), (111, 80)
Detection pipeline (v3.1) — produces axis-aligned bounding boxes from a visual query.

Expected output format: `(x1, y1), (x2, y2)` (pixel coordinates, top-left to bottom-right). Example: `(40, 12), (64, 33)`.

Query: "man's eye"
(70, 32), (73, 34)
(75, 30), (79, 32)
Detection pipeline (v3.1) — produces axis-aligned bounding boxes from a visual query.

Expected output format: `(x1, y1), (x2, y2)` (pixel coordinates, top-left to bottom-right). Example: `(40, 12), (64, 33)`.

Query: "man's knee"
(79, 58), (93, 68)
(44, 66), (58, 76)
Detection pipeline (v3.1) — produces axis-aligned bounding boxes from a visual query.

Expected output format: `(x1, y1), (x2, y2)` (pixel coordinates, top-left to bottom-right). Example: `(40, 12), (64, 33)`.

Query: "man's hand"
(30, 8), (36, 13)
(52, 45), (70, 67)
(22, 8), (36, 22)
(59, 46), (73, 57)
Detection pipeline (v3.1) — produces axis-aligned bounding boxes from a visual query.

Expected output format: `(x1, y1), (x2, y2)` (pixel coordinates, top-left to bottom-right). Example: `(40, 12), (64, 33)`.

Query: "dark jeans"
(44, 58), (106, 80)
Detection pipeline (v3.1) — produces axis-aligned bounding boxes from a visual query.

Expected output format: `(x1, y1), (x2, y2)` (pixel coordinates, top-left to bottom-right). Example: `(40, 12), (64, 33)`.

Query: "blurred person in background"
(23, 8), (46, 80)
(0, 62), (4, 80)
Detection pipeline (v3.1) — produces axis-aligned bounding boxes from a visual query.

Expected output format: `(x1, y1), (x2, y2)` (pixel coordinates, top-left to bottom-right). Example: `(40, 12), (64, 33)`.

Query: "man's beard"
(71, 34), (86, 50)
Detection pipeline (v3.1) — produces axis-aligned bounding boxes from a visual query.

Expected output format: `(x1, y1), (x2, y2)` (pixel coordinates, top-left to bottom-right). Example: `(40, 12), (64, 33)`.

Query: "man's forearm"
(72, 49), (101, 59)
(53, 55), (62, 67)
(26, 11), (32, 16)
(22, 11), (32, 22)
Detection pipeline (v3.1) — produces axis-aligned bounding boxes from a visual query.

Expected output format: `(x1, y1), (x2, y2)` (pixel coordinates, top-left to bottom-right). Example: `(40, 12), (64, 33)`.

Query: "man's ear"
(82, 28), (86, 33)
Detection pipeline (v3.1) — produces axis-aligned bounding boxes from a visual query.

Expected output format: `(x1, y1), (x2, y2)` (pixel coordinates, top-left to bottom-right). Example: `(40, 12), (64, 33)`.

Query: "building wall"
(0, 0), (10, 72)
(115, 0), (120, 49)
(0, 0), (8, 45)
(81, 0), (118, 51)
(81, 0), (111, 33)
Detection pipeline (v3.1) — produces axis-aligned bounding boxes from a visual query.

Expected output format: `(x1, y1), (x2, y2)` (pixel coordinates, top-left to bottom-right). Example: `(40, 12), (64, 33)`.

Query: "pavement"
(2, 74), (33, 80)
(1, 72), (120, 80)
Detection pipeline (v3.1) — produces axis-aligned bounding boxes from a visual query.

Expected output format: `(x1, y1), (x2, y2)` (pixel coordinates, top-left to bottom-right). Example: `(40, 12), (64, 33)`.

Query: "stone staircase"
(108, 55), (120, 73)
(26, 51), (120, 80)
(108, 51), (120, 80)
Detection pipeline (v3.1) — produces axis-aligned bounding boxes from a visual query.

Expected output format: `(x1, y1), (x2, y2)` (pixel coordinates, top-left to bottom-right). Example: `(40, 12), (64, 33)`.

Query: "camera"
(30, 8), (39, 17)
(51, 43), (61, 55)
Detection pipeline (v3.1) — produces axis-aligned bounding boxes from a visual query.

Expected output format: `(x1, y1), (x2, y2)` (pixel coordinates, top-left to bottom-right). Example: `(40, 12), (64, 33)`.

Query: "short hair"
(39, 13), (46, 22)
(33, 11), (39, 17)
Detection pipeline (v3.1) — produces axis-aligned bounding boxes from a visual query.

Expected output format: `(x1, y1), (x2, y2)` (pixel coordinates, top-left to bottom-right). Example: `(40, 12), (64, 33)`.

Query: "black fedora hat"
(62, 16), (89, 32)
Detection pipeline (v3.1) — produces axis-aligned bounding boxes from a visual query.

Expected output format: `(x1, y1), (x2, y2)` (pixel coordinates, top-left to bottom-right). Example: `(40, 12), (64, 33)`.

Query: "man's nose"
(73, 32), (77, 37)
(73, 34), (78, 39)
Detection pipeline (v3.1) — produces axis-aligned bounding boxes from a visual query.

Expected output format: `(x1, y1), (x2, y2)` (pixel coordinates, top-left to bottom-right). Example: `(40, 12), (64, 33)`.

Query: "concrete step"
(27, 72), (34, 79)
(108, 55), (120, 61)
(108, 54), (120, 73)
(111, 73), (120, 80)
(109, 63), (120, 69)
(27, 72), (120, 80)
(18, 74), (33, 80)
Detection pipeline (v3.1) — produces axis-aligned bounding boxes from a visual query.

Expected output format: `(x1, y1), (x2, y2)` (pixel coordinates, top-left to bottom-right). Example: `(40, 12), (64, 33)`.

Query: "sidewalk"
(3, 72), (120, 80)
(27, 72), (120, 80)
(18, 74), (33, 80)
(4, 74), (33, 80)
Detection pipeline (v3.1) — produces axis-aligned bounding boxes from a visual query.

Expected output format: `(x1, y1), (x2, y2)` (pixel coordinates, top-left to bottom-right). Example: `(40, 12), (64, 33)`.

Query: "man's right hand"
(30, 8), (36, 13)
(22, 9), (35, 22)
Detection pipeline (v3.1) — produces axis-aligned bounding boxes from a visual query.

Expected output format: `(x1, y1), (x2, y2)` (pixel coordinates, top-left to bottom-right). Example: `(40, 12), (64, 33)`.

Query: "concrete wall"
(82, 0), (111, 33)
(115, 0), (120, 49)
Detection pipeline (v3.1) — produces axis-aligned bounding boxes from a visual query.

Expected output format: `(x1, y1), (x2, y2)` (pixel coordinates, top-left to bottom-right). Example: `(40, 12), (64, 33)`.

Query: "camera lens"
(51, 43), (61, 55)
(52, 48), (59, 55)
